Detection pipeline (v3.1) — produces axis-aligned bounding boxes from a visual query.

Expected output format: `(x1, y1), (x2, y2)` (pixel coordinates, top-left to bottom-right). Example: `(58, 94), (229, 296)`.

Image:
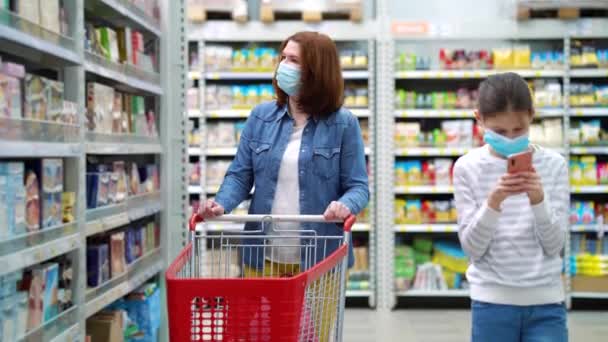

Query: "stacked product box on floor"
(87, 220), (160, 288)
(0, 256), (73, 340)
(570, 235), (608, 293)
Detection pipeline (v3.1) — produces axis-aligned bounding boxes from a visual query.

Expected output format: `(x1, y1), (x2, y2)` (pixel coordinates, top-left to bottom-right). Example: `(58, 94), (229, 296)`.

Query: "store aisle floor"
(343, 309), (608, 341)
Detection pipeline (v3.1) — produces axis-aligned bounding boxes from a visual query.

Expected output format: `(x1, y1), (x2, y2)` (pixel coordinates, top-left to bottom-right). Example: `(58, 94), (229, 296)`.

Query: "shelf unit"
(377, 24), (608, 308)
(187, 22), (377, 307)
(0, 1), (181, 340)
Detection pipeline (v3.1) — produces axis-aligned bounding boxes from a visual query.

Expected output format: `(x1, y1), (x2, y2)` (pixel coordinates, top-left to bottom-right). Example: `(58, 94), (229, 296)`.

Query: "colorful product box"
(27, 267), (45, 330)
(0, 175), (9, 238)
(110, 232), (127, 276)
(87, 244), (110, 287)
(42, 263), (59, 322)
(41, 159), (63, 228)
(0, 162), (26, 236)
(0, 73), (22, 118)
(45, 78), (64, 122)
(24, 74), (47, 120)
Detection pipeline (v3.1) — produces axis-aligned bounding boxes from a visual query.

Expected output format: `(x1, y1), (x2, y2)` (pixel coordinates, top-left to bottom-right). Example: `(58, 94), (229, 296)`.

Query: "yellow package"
(62, 192), (75, 223)
(513, 45), (531, 69)
(581, 155), (598, 185)
(570, 157), (582, 186)
(405, 200), (422, 224)
(493, 48), (514, 69)
(394, 199), (407, 224)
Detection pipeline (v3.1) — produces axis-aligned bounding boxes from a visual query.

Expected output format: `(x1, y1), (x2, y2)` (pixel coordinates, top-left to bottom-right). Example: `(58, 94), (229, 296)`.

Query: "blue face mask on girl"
(483, 129), (530, 157)
(275, 61), (301, 96)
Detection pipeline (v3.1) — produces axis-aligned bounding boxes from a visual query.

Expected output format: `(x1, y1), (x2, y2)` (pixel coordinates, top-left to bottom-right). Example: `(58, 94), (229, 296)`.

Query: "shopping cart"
(166, 213), (355, 342)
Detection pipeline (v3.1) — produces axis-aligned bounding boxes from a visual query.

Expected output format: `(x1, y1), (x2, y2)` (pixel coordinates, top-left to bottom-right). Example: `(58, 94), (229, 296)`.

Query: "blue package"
(87, 244), (110, 287)
(0, 162), (25, 236)
(42, 263), (59, 322)
(125, 228), (137, 264)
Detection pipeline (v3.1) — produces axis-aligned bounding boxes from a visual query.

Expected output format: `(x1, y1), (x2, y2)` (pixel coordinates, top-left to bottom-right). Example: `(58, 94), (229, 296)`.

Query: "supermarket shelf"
(346, 290), (372, 297)
(188, 71), (201, 80)
(188, 185), (203, 194)
(85, 52), (163, 95)
(85, 132), (162, 154)
(188, 109), (203, 118)
(397, 289), (469, 297)
(18, 305), (79, 342)
(570, 146), (608, 155)
(204, 108), (371, 119)
(394, 224), (458, 233)
(571, 186), (608, 194)
(571, 292), (608, 299)
(571, 224), (603, 233)
(395, 69), (564, 79)
(394, 108), (563, 119)
(204, 70), (369, 80)
(0, 231), (80, 276)
(395, 147), (470, 157)
(395, 109), (474, 118)
(206, 147), (238, 156)
(85, 249), (162, 318)
(85, 0), (161, 37)
(0, 9), (80, 66)
(570, 108), (608, 117)
(86, 192), (162, 236)
(189, 21), (377, 42)
(570, 69), (608, 78)
(0, 118), (81, 157)
(395, 186), (454, 194)
(188, 147), (202, 156)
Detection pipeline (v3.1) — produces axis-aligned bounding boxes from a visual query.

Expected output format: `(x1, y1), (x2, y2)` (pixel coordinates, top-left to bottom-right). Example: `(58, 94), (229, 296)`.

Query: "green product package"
(413, 237), (433, 253)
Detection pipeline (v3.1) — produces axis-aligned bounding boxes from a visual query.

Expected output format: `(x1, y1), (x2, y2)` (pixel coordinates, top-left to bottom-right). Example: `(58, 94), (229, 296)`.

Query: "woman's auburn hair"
(273, 31), (344, 118)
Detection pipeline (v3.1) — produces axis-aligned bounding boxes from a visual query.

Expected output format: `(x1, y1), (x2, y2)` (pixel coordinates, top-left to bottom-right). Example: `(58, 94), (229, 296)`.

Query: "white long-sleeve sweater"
(453, 144), (569, 305)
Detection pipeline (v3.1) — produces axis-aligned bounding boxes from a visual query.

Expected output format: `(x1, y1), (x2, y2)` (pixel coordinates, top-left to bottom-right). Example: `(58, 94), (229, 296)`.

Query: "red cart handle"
(189, 213), (356, 232)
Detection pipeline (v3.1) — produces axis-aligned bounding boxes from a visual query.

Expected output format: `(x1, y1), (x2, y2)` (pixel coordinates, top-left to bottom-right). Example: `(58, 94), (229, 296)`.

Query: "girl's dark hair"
(477, 72), (533, 117)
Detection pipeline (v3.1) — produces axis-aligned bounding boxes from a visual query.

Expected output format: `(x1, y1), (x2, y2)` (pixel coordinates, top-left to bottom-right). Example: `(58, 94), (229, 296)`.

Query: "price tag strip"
(0, 234), (80, 276)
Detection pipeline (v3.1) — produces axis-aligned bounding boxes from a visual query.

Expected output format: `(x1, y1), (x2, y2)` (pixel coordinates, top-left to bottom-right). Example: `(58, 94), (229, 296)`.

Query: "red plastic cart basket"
(166, 213), (354, 341)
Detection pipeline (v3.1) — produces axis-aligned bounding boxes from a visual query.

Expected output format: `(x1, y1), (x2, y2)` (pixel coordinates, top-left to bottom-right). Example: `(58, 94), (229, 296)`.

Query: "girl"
(453, 72), (569, 342)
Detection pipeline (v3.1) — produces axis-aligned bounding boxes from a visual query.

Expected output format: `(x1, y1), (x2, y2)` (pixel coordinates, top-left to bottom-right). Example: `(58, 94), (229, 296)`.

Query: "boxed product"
(87, 82), (115, 133)
(15, 292), (28, 339)
(41, 159), (63, 228)
(17, 0), (40, 30)
(86, 310), (124, 342)
(24, 169), (41, 232)
(62, 100), (78, 125)
(0, 175), (8, 238)
(132, 96), (147, 135)
(97, 27), (120, 62)
(0, 162), (26, 236)
(39, 0), (61, 34)
(0, 72), (22, 118)
(42, 263), (59, 322)
(27, 267), (45, 330)
(47, 79), (66, 123)
(1, 296), (16, 341)
(62, 192), (75, 223)
(112, 92), (124, 133)
(87, 244), (110, 287)
(116, 26), (133, 64)
(110, 232), (127, 276)
(24, 74), (47, 120)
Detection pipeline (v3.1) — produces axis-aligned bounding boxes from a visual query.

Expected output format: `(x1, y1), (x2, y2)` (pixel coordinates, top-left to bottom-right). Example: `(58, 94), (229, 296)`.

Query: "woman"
(199, 31), (369, 339)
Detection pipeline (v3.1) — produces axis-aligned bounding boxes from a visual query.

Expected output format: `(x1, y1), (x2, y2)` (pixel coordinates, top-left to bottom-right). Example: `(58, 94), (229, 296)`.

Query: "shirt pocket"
(312, 147), (341, 180)
(249, 141), (271, 172)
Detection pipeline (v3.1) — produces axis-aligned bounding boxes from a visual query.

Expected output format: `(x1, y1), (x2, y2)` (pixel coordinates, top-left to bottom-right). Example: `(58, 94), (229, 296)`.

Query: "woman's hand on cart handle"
(323, 201), (351, 221)
(190, 200), (225, 231)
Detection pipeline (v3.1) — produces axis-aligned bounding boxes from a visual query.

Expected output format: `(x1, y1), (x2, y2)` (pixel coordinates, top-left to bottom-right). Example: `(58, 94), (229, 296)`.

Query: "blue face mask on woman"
(483, 129), (530, 157)
(276, 61), (301, 96)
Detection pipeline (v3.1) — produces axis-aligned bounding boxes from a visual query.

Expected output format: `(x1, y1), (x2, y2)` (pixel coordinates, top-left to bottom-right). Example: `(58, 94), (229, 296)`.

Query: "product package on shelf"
(17, 0), (40, 32)
(24, 74), (46, 120)
(571, 40), (608, 69)
(87, 243), (110, 287)
(0, 62), (24, 118)
(395, 159), (454, 187)
(39, 0), (60, 34)
(40, 159), (64, 228)
(395, 120), (481, 149)
(395, 198), (458, 225)
(395, 238), (468, 292)
(110, 232), (127, 276)
(87, 82), (115, 134)
(570, 234), (608, 292)
(0, 162), (26, 237)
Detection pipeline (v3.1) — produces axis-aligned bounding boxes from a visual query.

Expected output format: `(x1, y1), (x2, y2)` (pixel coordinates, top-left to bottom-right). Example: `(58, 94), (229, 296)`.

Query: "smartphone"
(507, 150), (533, 174)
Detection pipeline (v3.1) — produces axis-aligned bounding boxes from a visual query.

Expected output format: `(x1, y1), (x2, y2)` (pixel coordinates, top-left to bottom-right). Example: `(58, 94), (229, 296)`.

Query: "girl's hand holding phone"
(517, 168), (544, 205)
(488, 169), (544, 210)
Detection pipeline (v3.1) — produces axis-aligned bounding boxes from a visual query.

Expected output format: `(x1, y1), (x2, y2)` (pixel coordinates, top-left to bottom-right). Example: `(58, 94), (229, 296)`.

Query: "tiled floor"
(343, 309), (608, 341)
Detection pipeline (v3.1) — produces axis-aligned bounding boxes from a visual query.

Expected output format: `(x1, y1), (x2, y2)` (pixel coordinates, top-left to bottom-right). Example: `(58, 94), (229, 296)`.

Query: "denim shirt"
(215, 101), (370, 269)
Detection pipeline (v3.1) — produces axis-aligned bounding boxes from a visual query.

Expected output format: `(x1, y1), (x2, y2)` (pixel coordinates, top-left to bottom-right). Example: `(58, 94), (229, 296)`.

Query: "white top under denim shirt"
(453, 145), (568, 305)
(269, 122), (304, 264)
